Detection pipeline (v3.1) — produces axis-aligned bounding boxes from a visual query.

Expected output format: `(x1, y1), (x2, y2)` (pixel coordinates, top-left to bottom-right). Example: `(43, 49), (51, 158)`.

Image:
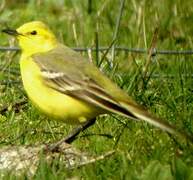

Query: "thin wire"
(75, 47), (193, 55)
(0, 47), (20, 51)
(1, 46), (193, 55)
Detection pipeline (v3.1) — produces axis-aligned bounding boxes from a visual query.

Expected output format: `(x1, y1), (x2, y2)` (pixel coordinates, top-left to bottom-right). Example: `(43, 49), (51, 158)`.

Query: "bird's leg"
(47, 118), (96, 152)
(63, 118), (96, 143)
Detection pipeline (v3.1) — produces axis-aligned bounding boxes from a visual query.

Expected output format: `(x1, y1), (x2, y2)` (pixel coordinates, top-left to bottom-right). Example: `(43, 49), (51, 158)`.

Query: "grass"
(0, 0), (193, 179)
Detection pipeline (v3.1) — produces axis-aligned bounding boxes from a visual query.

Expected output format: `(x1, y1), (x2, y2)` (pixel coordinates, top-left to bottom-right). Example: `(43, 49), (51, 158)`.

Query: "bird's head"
(2, 21), (58, 56)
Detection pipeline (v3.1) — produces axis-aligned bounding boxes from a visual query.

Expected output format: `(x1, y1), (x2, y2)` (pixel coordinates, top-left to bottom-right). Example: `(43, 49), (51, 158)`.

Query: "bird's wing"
(32, 45), (137, 119)
(32, 45), (188, 138)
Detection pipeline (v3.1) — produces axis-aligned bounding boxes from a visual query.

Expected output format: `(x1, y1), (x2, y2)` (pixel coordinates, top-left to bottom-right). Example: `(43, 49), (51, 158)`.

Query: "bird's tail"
(122, 102), (176, 133)
(118, 101), (193, 142)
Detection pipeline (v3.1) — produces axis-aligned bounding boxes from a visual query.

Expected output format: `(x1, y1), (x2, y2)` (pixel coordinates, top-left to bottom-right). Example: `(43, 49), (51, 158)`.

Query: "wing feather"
(31, 45), (190, 139)
(41, 70), (137, 120)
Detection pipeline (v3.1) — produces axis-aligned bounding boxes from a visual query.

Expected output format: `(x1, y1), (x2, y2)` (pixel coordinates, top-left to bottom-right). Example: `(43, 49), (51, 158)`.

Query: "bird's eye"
(30, 30), (37, 35)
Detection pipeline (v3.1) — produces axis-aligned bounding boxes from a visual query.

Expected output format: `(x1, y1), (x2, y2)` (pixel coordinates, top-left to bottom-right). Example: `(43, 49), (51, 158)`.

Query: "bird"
(2, 21), (191, 146)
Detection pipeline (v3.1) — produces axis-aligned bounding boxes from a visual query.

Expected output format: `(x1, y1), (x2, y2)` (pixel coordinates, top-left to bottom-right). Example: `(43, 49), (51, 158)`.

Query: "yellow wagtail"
(2, 21), (191, 144)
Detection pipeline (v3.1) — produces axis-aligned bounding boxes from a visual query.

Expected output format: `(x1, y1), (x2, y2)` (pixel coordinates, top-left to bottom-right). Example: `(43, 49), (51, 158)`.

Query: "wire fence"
(1, 46), (193, 56)
(0, 46), (193, 81)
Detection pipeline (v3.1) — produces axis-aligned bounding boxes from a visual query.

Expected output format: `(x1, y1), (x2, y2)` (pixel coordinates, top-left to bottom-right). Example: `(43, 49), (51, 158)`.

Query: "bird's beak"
(2, 29), (21, 36)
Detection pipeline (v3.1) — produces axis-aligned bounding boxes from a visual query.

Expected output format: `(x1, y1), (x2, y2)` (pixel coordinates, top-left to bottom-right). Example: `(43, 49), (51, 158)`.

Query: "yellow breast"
(19, 55), (101, 124)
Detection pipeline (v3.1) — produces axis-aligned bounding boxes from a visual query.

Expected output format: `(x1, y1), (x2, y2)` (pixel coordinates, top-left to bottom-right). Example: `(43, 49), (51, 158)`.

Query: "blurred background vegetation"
(0, 0), (193, 179)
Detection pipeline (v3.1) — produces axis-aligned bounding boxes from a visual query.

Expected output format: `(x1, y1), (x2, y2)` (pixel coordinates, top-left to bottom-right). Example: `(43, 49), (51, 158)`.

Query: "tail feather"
(121, 102), (193, 142)
(122, 102), (176, 134)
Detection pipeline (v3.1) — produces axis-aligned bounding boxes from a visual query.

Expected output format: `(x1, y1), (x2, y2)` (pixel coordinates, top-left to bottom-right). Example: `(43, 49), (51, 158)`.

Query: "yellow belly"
(20, 57), (101, 124)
